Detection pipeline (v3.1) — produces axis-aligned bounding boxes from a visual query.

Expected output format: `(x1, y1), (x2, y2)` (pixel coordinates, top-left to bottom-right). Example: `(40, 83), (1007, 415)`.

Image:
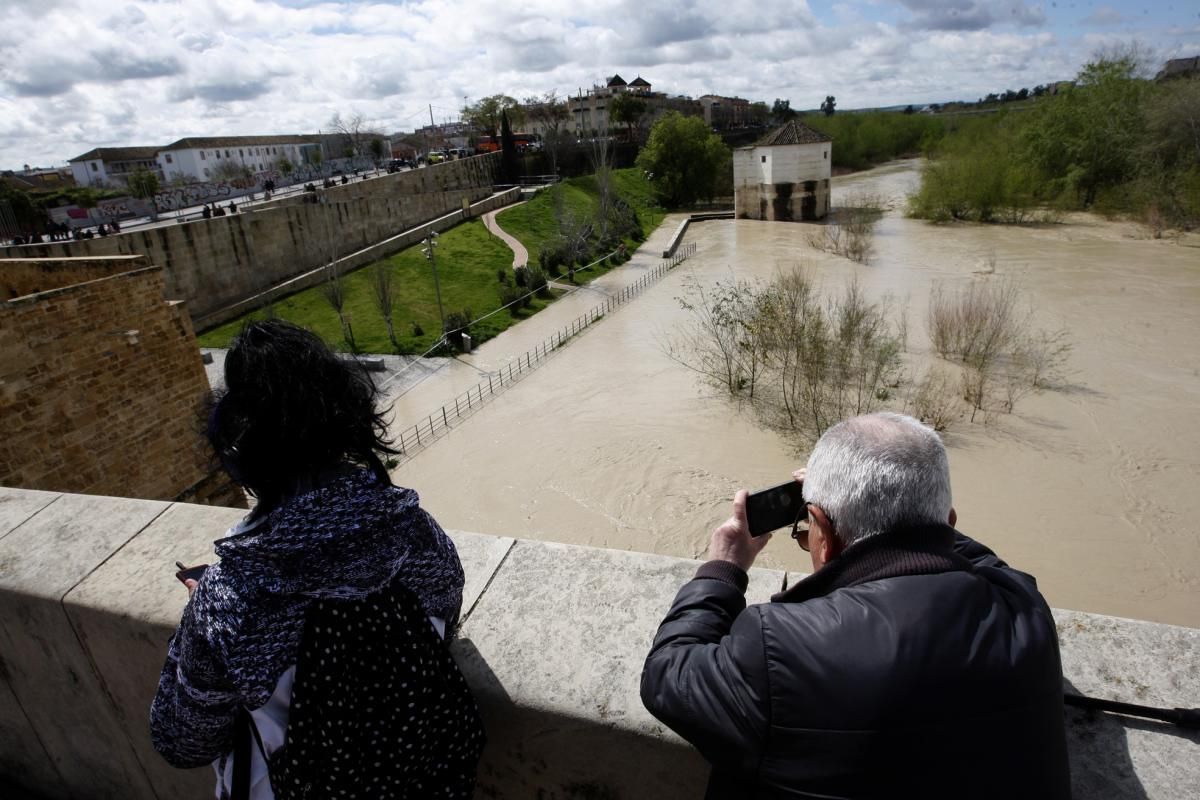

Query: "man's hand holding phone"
(707, 490), (773, 572)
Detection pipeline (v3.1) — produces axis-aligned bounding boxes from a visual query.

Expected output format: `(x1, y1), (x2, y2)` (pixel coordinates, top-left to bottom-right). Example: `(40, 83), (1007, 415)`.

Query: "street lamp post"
(422, 230), (446, 338)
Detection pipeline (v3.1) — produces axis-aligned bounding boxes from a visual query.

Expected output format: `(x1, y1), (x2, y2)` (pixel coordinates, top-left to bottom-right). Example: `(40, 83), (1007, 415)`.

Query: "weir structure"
(0, 486), (1196, 799)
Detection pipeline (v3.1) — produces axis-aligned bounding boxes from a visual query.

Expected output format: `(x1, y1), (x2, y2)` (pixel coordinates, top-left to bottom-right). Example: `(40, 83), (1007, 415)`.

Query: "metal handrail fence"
(391, 240), (698, 461)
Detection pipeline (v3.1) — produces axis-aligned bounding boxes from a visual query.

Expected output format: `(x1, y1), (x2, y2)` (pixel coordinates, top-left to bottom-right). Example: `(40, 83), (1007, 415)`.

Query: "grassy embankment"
(197, 168), (665, 353)
(496, 168), (666, 283)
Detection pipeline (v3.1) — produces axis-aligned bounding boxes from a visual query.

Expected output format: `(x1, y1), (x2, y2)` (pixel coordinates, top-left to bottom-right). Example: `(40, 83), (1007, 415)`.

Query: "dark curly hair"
(208, 320), (398, 513)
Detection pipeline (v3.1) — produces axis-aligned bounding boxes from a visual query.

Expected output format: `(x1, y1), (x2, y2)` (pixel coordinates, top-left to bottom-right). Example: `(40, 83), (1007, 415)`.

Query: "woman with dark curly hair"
(150, 320), (484, 799)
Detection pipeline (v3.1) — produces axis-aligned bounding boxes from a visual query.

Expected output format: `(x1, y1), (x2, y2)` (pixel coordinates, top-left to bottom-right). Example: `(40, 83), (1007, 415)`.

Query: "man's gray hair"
(803, 412), (952, 547)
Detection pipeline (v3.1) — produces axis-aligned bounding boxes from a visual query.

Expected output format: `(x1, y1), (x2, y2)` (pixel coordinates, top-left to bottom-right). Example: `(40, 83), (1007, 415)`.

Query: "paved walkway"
(481, 202), (529, 269)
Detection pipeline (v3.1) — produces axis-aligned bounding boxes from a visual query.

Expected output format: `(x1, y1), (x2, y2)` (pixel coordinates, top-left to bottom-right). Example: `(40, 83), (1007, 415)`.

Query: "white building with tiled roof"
(156, 135), (320, 183)
(68, 146), (164, 187)
(733, 119), (832, 221)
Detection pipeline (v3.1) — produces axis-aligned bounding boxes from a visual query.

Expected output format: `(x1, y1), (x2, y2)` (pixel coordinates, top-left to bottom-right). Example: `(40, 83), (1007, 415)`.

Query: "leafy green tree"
(609, 91), (647, 141)
(0, 182), (45, 233)
(749, 101), (770, 126)
(126, 167), (160, 215)
(821, 95), (837, 116)
(1021, 56), (1146, 205)
(211, 160), (251, 183)
(771, 99), (796, 122)
(369, 138), (385, 161)
(462, 94), (524, 137)
(636, 112), (730, 207)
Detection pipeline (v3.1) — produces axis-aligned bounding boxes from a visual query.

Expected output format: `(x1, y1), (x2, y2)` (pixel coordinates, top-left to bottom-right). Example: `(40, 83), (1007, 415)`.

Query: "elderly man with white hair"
(642, 412), (1070, 799)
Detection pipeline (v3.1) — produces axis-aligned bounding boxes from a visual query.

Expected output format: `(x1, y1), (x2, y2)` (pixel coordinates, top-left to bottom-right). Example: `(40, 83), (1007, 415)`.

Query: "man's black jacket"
(641, 525), (1070, 799)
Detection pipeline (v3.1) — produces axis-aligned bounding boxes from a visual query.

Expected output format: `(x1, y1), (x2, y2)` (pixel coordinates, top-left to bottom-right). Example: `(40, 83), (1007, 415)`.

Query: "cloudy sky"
(2, 0), (1197, 169)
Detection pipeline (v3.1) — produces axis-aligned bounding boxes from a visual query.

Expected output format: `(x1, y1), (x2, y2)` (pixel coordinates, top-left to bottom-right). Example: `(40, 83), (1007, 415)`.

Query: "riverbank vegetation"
(665, 267), (1071, 447)
(910, 56), (1200, 230)
(804, 112), (945, 172)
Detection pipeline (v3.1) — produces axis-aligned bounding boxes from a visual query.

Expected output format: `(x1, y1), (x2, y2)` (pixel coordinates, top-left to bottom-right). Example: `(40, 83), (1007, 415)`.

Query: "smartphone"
(174, 561), (209, 584)
(746, 481), (807, 537)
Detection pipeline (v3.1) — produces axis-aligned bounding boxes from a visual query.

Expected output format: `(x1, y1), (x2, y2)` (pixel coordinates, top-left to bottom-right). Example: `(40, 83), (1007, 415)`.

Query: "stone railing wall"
(0, 155), (499, 324)
(0, 487), (1196, 799)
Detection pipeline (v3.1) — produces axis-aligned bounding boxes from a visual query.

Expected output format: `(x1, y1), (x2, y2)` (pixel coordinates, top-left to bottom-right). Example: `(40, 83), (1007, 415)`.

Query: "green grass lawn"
(197, 220), (555, 353)
(197, 169), (665, 354)
(496, 168), (666, 269)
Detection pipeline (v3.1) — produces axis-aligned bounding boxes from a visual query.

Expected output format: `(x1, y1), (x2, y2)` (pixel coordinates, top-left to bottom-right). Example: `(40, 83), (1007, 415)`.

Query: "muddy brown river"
(390, 161), (1200, 628)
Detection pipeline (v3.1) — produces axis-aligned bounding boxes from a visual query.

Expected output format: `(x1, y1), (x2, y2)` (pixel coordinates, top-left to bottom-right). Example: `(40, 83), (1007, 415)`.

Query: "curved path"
(482, 202), (529, 269)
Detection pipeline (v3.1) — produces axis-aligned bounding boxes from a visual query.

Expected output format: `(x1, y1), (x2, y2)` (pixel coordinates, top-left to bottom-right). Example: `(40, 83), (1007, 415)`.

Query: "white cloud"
(0, 0), (1194, 168)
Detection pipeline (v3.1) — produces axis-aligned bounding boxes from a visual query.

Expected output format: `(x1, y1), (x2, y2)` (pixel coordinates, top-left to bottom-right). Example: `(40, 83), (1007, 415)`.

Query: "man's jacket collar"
(772, 523), (974, 604)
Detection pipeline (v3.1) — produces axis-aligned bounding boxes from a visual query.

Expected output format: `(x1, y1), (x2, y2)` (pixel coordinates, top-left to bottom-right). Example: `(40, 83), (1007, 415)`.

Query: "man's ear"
(948, 507), (957, 528)
(809, 504), (842, 561)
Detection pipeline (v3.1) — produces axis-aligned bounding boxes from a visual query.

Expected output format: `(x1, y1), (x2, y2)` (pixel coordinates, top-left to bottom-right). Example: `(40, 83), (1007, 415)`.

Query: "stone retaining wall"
(195, 187), (522, 331)
(0, 261), (240, 506)
(0, 155), (499, 324)
(0, 486), (1195, 798)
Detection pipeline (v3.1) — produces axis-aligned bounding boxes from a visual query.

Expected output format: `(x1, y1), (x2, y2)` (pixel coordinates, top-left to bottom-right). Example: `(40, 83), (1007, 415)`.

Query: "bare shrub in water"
(669, 268), (906, 446)
(928, 279), (1071, 420)
(663, 275), (768, 398)
(906, 366), (962, 432)
(807, 192), (885, 264)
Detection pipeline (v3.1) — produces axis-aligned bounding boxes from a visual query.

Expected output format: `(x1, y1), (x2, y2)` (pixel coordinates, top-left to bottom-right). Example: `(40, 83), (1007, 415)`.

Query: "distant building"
(1156, 56), (1200, 81)
(733, 119), (832, 222)
(157, 135), (320, 183)
(68, 146), (163, 187)
(567, 74), (702, 138)
(1, 167), (74, 192)
(698, 95), (752, 129)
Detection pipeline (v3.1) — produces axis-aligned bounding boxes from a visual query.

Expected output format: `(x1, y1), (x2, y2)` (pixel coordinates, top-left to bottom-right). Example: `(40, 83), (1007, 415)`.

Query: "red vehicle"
(476, 133), (539, 153)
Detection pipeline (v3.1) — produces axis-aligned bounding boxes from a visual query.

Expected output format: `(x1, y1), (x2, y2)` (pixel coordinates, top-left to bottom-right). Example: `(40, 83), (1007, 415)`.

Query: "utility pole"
(422, 229), (446, 338)
(429, 104), (436, 163)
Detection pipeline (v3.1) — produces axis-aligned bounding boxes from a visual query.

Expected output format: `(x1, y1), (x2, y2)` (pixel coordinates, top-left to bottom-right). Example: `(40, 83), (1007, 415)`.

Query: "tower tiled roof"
(629, 76), (651, 87)
(755, 119), (832, 146)
(607, 74), (627, 87)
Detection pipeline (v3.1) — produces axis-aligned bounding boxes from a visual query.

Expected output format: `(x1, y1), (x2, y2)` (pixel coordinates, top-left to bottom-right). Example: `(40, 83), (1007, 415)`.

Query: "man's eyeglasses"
(791, 503), (833, 552)
(791, 504), (812, 552)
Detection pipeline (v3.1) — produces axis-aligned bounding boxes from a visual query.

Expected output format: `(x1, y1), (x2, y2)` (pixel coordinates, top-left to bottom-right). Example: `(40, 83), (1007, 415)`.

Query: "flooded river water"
(390, 160), (1200, 628)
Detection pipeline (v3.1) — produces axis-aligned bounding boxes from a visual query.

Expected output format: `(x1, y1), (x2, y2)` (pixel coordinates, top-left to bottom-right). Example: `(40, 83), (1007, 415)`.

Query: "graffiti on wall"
(152, 170), (284, 211)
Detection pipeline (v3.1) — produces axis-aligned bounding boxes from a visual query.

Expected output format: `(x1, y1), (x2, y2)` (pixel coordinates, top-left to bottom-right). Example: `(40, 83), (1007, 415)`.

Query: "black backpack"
(233, 580), (486, 799)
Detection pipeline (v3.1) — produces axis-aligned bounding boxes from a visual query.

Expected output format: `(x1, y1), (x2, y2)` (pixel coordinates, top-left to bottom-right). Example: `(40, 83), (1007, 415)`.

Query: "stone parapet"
(0, 486), (1195, 799)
